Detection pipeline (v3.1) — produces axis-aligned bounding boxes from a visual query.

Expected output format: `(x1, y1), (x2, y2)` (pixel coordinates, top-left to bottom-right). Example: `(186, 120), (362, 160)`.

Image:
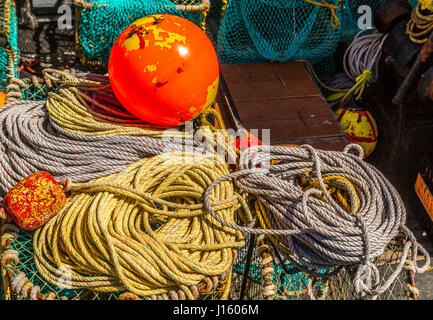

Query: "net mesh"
(231, 232), (418, 300)
(2, 224), (233, 300)
(75, 0), (209, 68)
(0, 0), (20, 91)
(212, 0), (387, 79)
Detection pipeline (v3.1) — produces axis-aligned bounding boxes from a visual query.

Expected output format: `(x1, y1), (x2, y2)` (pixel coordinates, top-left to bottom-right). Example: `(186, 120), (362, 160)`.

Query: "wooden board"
(216, 62), (348, 151)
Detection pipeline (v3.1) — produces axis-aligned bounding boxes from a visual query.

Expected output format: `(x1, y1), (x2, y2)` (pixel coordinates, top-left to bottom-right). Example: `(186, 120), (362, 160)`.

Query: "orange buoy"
(108, 14), (219, 127)
(0, 91), (5, 107)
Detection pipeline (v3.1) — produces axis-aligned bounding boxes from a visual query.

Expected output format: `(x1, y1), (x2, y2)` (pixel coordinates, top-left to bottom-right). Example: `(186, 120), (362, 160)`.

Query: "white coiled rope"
(204, 144), (430, 297)
(343, 28), (388, 83)
(0, 100), (206, 193)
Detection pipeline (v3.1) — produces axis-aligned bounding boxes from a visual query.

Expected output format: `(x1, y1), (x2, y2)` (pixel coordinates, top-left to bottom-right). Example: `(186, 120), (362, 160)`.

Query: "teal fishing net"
(2, 225), (234, 300)
(213, 0), (388, 79)
(232, 262), (328, 299)
(75, 0), (209, 67)
(230, 233), (415, 300)
(0, 0), (20, 91)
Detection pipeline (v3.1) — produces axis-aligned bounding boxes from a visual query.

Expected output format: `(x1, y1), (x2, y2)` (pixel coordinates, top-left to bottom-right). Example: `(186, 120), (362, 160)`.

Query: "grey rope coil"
(343, 28), (388, 82)
(204, 144), (430, 297)
(0, 99), (205, 194)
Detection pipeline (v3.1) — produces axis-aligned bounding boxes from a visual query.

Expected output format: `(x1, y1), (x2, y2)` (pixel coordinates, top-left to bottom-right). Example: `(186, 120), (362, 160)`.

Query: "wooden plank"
(220, 63), (322, 101)
(216, 62), (348, 151)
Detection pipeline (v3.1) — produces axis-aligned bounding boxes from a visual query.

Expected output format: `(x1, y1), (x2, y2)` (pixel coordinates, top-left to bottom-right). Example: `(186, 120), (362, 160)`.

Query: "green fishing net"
(0, 0), (19, 91)
(3, 225), (231, 300)
(5, 229), (122, 300)
(230, 233), (416, 300)
(75, 0), (208, 67)
(212, 0), (388, 79)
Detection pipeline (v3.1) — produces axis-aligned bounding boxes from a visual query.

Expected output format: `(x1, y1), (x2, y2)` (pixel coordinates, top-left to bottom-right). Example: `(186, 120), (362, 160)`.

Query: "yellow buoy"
(335, 106), (378, 158)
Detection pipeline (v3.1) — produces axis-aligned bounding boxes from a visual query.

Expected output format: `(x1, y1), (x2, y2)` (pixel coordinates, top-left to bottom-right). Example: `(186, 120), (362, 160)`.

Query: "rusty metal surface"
(374, 0), (411, 34)
(217, 62), (348, 151)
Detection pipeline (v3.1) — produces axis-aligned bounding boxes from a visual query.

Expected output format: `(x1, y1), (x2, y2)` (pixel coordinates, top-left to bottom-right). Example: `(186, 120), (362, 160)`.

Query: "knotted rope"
(204, 144), (430, 297)
(33, 152), (251, 299)
(303, 0), (342, 29)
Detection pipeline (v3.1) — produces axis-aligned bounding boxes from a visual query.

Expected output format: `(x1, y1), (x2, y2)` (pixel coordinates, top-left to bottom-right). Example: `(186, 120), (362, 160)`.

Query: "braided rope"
(32, 152), (250, 299)
(41, 69), (185, 137)
(204, 144), (431, 297)
(0, 0), (19, 90)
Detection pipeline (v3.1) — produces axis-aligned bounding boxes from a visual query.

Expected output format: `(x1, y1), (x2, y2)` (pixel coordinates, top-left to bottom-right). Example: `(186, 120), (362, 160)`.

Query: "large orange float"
(108, 14), (219, 127)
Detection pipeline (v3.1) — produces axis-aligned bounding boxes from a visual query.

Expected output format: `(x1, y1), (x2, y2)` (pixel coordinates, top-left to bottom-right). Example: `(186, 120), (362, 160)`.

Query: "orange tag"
(415, 174), (433, 221)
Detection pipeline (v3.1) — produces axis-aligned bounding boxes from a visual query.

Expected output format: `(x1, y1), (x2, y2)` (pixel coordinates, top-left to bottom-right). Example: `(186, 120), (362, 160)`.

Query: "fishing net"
(74, 0), (210, 69)
(231, 232), (422, 300)
(211, 0), (388, 79)
(0, 223), (233, 300)
(0, 0), (19, 91)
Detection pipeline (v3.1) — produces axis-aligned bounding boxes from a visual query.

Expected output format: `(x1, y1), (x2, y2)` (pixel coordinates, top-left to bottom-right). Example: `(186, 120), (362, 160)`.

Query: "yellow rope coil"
(42, 69), (237, 166)
(407, 2), (433, 44)
(419, 0), (433, 12)
(33, 152), (251, 299)
(42, 69), (182, 138)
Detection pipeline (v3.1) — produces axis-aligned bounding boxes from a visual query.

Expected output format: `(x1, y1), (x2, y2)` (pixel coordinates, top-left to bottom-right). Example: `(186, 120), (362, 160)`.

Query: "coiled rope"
(0, 69), (236, 194)
(0, 100), (201, 193)
(41, 69), (186, 137)
(407, 1), (433, 44)
(204, 144), (430, 297)
(33, 152), (251, 299)
(304, 28), (387, 107)
(343, 29), (387, 84)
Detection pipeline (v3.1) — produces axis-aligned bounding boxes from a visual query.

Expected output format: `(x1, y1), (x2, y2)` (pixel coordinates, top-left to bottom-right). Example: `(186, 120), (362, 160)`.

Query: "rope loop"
(204, 144), (430, 297)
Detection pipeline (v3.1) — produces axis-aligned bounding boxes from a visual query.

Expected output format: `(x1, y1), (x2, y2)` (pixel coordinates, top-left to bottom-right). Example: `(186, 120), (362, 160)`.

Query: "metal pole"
(239, 233), (257, 300)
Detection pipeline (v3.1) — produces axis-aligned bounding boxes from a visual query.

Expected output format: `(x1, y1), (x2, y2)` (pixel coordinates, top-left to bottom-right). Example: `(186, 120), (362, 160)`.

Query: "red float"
(4, 172), (66, 231)
(108, 14), (219, 127)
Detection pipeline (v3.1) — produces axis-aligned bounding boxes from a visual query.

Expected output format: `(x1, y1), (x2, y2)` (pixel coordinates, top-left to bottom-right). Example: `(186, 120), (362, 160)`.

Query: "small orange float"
(0, 91), (6, 107)
(108, 14), (219, 127)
